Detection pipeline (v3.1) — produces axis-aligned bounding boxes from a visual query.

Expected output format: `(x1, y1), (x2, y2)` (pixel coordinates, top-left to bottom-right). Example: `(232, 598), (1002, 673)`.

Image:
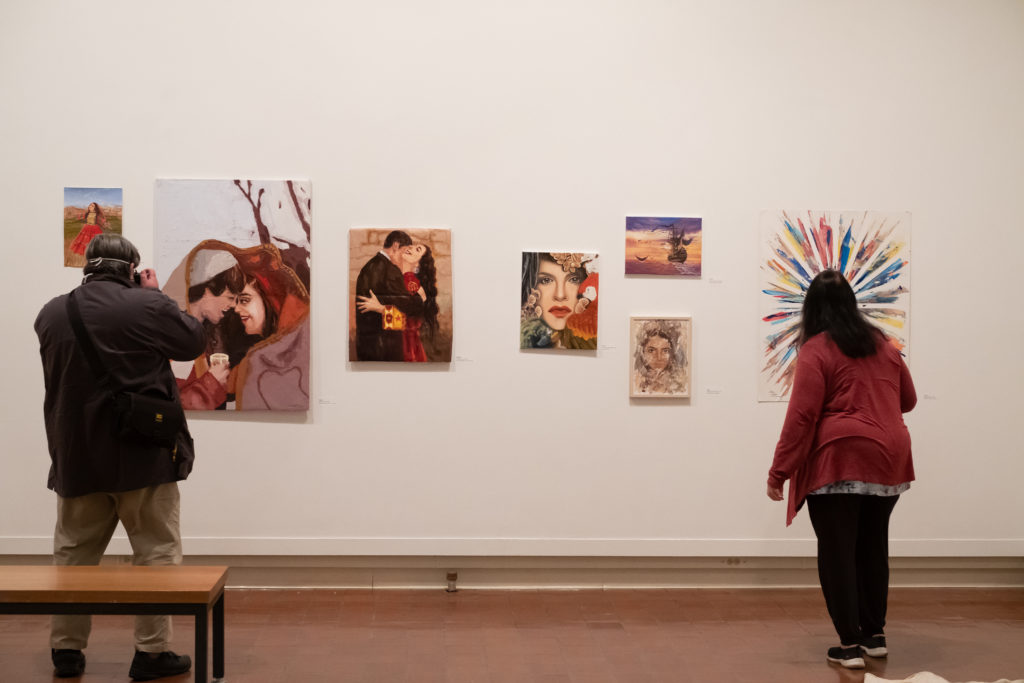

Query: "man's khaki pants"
(50, 482), (182, 652)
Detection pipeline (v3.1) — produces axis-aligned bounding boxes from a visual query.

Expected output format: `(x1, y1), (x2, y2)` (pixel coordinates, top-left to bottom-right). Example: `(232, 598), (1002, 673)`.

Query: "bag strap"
(66, 289), (115, 394)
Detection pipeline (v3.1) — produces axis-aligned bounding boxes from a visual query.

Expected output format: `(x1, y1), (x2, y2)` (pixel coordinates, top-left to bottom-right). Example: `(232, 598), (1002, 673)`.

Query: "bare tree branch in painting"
(286, 180), (312, 242)
(234, 179), (311, 292)
(233, 180), (271, 244)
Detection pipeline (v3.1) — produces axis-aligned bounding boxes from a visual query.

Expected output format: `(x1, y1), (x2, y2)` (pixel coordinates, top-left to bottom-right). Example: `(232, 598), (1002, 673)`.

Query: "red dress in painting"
(402, 272), (427, 362)
(69, 209), (104, 255)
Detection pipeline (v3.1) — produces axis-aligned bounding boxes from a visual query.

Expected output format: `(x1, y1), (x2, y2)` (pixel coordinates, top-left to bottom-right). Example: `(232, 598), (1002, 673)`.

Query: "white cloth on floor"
(866, 673), (1023, 683)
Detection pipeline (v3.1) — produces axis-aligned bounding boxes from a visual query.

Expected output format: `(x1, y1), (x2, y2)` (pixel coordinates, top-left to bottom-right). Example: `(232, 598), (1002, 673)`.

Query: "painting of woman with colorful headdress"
(520, 252), (598, 350)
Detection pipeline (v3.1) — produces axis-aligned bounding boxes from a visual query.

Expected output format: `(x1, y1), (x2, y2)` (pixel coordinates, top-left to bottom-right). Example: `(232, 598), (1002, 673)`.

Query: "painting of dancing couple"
(63, 187), (123, 268)
(154, 179), (311, 411)
(520, 252), (599, 350)
(349, 228), (453, 363)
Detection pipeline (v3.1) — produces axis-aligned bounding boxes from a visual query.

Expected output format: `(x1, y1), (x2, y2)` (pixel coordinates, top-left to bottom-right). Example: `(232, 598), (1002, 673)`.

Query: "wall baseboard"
(3, 536), (1022, 556)
(2, 555), (1021, 589)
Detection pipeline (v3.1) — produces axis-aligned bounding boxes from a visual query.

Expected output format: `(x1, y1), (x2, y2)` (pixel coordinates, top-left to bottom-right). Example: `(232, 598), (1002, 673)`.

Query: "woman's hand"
(356, 289), (385, 314)
(766, 485), (784, 501)
(208, 354), (230, 386)
(417, 286), (426, 302)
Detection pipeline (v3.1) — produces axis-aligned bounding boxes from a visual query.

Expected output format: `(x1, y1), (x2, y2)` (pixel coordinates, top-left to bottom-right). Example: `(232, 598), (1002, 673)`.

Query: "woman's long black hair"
(799, 269), (880, 358)
(417, 247), (440, 337)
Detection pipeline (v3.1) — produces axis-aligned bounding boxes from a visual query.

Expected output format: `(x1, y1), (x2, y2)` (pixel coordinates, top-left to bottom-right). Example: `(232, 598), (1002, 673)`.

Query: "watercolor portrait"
(630, 316), (691, 398)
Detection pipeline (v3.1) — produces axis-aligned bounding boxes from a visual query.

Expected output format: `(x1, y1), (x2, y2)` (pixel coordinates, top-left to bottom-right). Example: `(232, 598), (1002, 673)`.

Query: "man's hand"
(138, 268), (160, 290)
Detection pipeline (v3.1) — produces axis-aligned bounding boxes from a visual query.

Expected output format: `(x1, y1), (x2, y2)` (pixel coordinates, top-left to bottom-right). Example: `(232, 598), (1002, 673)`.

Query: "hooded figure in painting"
(176, 246), (246, 410)
(231, 243), (311, 410)
(520, 252), (598, 350)
(173, 239), (310, 410)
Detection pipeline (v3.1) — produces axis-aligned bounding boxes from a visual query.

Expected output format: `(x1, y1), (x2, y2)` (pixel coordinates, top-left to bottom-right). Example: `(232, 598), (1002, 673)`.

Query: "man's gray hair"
(83, 234), (141, 279)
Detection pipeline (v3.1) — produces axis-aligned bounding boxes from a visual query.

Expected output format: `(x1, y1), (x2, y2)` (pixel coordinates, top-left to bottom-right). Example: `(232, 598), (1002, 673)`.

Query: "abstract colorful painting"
(154, 179), (311, 411)
(64, 187), (122, 268)
(759, 210), (910, 401)
(625, 217), (701, 276)
(349, 228), (453, 363)
(521, 252), (599, 349)
(630, 316), (691, 398)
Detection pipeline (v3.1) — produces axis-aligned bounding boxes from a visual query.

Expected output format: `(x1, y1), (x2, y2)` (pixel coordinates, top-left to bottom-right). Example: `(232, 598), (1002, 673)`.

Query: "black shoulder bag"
(66, 289), (185, 448)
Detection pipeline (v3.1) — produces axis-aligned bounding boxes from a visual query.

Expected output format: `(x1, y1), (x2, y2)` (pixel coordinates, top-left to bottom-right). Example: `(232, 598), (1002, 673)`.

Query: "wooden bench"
(0, 565), (227, 683)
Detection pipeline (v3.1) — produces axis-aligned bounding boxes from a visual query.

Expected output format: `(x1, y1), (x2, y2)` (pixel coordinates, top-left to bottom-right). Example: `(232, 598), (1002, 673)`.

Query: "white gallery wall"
(1, 0), (1022, 558)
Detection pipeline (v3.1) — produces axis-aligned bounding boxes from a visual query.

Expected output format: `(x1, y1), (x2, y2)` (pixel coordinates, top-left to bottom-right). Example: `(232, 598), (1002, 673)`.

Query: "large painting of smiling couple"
(155, 179), (311, 411)
(520, 252), (599, 350)
(349, 228), (453, 363)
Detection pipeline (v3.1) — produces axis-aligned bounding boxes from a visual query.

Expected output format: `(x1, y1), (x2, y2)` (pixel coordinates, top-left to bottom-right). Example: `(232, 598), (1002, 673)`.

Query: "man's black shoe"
(129, 650), (191, 681)
(51, 648), (86, 677)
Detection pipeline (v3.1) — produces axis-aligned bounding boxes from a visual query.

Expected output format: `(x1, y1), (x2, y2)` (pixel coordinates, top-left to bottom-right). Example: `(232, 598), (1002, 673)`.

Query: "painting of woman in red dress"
(397, 244), (439, 362)
(69, 202), (107, 256)
(64, 188), (123, 268)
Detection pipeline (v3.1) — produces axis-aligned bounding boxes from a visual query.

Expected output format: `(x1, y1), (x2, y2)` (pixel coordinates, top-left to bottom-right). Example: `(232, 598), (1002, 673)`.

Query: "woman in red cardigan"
(767, 269), (916, 670)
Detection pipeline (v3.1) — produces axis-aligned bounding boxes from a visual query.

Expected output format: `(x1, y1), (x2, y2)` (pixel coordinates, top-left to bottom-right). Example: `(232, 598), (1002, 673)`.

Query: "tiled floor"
(1, 588), (1022, 682)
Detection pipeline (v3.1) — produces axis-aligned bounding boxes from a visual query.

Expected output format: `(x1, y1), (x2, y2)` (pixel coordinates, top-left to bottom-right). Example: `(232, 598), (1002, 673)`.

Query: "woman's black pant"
(806, 493), (899, 645)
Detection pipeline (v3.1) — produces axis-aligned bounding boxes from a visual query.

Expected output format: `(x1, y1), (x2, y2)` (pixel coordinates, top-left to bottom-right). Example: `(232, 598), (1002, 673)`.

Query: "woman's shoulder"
(802, 332), (831, 352)
(872, 331), (905, 359)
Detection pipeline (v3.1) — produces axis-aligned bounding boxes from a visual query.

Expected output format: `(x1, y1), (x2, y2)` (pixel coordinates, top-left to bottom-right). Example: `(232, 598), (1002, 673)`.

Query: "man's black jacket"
(34, 274), (205, 497)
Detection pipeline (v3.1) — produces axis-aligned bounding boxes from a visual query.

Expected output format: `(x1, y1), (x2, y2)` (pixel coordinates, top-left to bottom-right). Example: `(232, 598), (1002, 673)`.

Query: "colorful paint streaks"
(758, 210), (911, 401)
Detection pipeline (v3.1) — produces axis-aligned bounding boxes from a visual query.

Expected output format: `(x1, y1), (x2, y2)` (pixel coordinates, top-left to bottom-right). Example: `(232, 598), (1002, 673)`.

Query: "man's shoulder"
(360, 252), (389, 270)
(80, 281), (181, 321)
(35, 292), (70, 332)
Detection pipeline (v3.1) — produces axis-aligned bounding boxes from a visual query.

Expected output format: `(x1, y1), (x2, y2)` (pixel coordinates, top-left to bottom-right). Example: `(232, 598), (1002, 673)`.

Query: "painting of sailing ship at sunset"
(759, 210), (911, 402)
(625, 217), (702, 276)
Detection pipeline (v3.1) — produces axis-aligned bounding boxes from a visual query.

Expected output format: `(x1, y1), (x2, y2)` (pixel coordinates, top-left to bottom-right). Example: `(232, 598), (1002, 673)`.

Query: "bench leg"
(213, 592), (225, 682)
(194, 605), (208, 683)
